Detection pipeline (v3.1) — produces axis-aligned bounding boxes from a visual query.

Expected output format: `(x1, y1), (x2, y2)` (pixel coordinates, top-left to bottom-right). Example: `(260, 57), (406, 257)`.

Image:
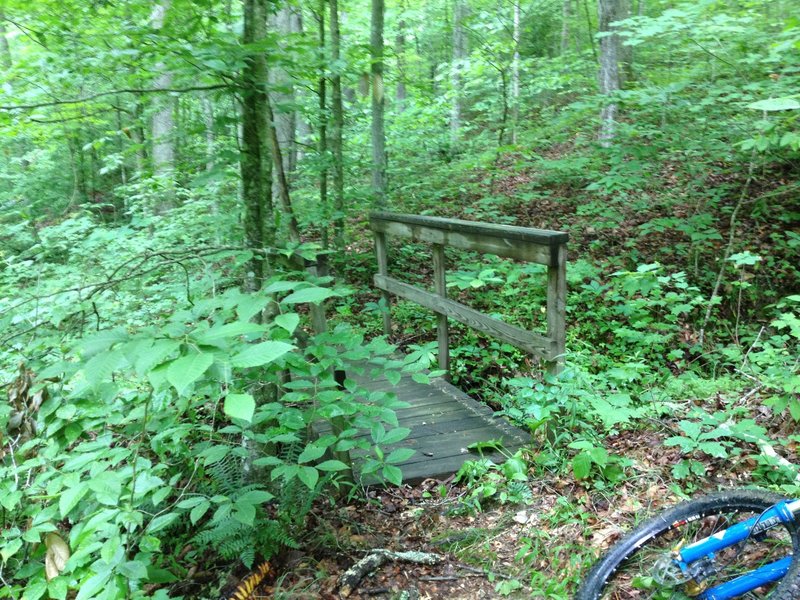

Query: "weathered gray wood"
(432, 243), (449, 375)
(374, 231), (392, 336)
(374, 274), (555, 358)
(546, 243), (567, 375)
(371, 211), (567, 247)
(371, 217), (555, 265)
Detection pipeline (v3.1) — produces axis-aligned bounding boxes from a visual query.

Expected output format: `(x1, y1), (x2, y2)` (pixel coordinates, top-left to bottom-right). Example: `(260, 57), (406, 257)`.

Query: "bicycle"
(575, 489), (800, 599)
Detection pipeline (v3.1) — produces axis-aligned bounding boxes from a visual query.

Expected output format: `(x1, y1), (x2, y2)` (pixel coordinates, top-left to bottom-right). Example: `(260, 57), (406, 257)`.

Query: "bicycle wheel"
(576, 489), (800, 600)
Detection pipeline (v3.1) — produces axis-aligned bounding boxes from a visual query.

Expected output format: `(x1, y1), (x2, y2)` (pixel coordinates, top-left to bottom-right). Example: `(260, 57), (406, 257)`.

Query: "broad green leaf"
(83, 350), (125, 387)
(201, 445), (231, 466)
(59, 482), (89, 518)
(382, 464), (403, 486)
(747, 97), (800, 111)
(298, 444), (327, 464)
(236, 295), (270, 322)
(237, 490), (274, 504)
(281, 287), (337, 305)
(382, 427), (411, 445)
(316, 460), (351, 472)
(274, 313), (300, 333)
(1, 538), (22, 562)
(194, 322), (266, 344)
(231, 341), (294, 368)
(190, 501), (211, 525)
(385, 370), (401, 386)
(75, 569), (112, 600)
(298, 466), (319, 490)
(146, 512), (179, 534)
(223, 393), (255, 423)
(572, 453), (592, 480)
(79, 328), (127, 357)
(386, 448), (415, 464)
(233, 502), (256, 526)
(166, 352), (214, 395)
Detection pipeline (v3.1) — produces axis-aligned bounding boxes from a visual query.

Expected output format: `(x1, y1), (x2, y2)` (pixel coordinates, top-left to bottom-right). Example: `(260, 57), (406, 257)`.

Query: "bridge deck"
(346, 367), (530, 484)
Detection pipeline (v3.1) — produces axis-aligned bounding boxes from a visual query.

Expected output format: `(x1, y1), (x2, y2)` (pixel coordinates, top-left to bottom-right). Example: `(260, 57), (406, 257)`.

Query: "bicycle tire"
(576, 489), (800, 600)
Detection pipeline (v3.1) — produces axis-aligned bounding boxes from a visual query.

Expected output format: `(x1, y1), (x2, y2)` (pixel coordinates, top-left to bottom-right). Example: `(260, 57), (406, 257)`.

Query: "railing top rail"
(370, 211), (568, 248)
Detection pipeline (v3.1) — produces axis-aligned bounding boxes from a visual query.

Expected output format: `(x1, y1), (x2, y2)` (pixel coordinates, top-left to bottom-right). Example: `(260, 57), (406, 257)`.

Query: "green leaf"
(223, 393), (255, 423)
(316, 460), (351, 472)
(385, 370), (401, 386)
(201, 445), (231, 466)
(231, 341), (294, 368)
(747, 97), (800, 111)
(79, 328), (127, 357)
(298, 443), (327, 464)
(237, 490), (274, 505)
(386, 448), (415, 464)
(274, 313), (300, 333)
(281, 287), (337, 305)
(699, 442), (728, 458)
(1, 538), (22, 562)
(190, 500), (211, 525)
(382, 464), (403, 486)
(166, 352), (214, 395)
(83, 350), (125, 387)
(233, 502), (256, 526)
(298, 466), (319, 490)
(146, 512), (179, 534)
(572, 453), (592, 480)
(59, 482), (89, 519)
(382, 427), (411, 445)
(75, 569), (112, 600)
(194, 322), (265, 344)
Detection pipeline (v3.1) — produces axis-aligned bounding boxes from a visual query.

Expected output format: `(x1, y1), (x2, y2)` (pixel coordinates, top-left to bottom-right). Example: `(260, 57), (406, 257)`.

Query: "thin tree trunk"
(266, 95), (301, 243)
(450, 0), (467, 142)
(511, 1), (520, 145)
(395, 18), (407, 112)
(561, 0), (571, 54)
(597, 0), (621, 146)
(371, 0), (386, 206)
(330, 0), (345, 248)
(241, 0), (273, 290)
(202, 95), (215, 171)
(0, 9), (12, 71)
(317, 0), (329, 248)
(150, 0), (175, 179)
(583, 0), (597, 60)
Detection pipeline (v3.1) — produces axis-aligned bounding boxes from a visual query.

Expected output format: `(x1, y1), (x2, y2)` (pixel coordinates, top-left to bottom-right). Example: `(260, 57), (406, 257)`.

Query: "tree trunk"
(561, 0), (571, 54)
(269, 5), (301, 204)
(371, 0), (386, 206)
(150, 0), (175, 179)
(266, 95), (301, 243)
(0, 9), (12, 71)
(597, 0), (621, 147)
(511, 1), (520, 145)
(450, 0), (467, 142)
(317, 0), (329, 248)
(583, 0), (597, 60)
(241, 0), (273, 290)
(330, 0), (345, 248)
(202, 95), (215, 172)
(395, 19), (407, 112)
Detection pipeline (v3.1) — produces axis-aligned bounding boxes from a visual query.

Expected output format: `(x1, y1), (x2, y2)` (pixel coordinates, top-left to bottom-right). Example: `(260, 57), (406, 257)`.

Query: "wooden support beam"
(374, 274), (555, 358)
(374, 231), (392, 336)
(546, 244), (567, 375)
(432, 243), (449, 375)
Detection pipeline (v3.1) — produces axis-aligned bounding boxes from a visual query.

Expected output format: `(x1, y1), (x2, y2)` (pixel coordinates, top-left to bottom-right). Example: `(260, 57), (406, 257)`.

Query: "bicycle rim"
(576, 490), (800, 600)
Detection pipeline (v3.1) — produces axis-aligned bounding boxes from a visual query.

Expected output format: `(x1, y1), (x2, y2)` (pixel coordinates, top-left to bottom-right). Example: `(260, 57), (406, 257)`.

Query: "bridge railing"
(369, 212), (567, 375)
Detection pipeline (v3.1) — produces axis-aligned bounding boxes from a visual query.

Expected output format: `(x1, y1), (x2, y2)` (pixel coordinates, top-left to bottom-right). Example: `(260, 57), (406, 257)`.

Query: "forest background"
(0, 0), (798, 597)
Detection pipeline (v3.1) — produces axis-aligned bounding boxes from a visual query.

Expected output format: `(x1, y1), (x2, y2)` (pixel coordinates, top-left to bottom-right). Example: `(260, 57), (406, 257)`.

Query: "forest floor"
(247, 418), (781, 599)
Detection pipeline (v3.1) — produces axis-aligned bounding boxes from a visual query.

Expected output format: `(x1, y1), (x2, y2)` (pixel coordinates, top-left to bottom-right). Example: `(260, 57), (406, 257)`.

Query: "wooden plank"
(546, 243), (567, 375)
(371, 217), (555, 265)
(374, 231), (392, 336)
(432, 243), (450, 375)
(374, 274), (555, 359)
(370, 211), (568, 247)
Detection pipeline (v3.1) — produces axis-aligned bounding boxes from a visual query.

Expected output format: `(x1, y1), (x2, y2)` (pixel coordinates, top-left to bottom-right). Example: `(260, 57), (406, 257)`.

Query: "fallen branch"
(338, 549), (443, 598)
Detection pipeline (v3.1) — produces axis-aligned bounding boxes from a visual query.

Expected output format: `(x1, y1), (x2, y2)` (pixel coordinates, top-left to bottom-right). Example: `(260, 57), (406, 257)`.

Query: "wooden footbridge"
(319, 213), (568, 484)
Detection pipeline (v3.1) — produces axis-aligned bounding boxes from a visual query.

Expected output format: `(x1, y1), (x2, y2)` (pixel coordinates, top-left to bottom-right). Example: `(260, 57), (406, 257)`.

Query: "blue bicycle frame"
(671, 498), (800, 600)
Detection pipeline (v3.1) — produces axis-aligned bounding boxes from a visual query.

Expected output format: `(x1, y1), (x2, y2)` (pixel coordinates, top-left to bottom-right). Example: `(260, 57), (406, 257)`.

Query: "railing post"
(432, 243), (450, 375)
(374, 231), (392, 336)
(545, 243), (567, 376)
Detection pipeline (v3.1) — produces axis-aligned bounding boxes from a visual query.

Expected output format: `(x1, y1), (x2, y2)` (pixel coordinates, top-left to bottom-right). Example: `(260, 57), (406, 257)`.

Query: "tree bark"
(395, 19), (407, 112)
(511, 1), (520, 145)
(561, 0), (571, 55)
(316, 0), (329, 248)
(330, 0), (345, 248)
(371, 0), (386, 206)
(266, 95), (301, 243)
(241, 0), (273, 289)
(269, 5), (301, 203)
(597, 0), (621, 147)
(450, 0), (467, 143)
(0, 9), (12, 71)
(150, 0), (175, 178)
